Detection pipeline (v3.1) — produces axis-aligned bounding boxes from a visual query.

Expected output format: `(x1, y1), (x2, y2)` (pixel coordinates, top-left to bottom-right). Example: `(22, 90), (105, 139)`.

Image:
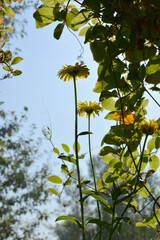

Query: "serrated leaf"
(11, 57), (23, 65)
(62, 144), (70, 153)
(47, 175), (62, 184)
(48, 188), (59, 195)
(56, 216), (82, 228)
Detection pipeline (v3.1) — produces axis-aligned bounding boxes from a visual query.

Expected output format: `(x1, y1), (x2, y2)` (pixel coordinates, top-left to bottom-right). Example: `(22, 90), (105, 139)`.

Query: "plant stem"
(111, 135), (148, 237)
(73, 77), (86, 240)
(107, 201), (115, 240)
(88, 115), (102, 240)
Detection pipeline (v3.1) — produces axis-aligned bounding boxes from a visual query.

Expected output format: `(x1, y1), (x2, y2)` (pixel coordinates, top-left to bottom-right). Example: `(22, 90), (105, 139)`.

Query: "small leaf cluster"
(0, 0), (23, 80)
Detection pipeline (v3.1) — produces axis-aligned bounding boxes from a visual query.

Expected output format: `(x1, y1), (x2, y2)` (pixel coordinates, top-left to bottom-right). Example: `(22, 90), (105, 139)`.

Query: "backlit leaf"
(62, 144), (70, 153)
(56, 216), (82, 228)
(73, 142), (80, 153)
(4, 6), (15, 17)
(11, 57), (23, 65)
(48, 188), (59, 195)
(149, 155), (159, 171)
(47, 175), (62, 184)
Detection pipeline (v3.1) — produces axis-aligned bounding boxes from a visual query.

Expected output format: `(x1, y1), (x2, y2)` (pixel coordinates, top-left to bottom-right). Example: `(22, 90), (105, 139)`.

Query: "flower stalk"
(73, 77), (86, 240)
(88, 114), (102, 239)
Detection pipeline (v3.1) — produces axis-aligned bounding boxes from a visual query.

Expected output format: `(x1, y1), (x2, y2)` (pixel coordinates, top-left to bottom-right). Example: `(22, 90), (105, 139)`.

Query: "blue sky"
(1, 5), (110, 161)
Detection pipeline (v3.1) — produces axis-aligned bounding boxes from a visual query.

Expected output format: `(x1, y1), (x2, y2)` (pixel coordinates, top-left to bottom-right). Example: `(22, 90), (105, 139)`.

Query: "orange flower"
(113, 109), (135, 125)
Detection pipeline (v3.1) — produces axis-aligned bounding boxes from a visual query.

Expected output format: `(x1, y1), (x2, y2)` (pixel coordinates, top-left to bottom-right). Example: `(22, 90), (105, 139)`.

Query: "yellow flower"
(57, 62), (89, 81)
(113, 109), (136, 125)
(140, 119), (159, 135)
(78, 101), (103, 118)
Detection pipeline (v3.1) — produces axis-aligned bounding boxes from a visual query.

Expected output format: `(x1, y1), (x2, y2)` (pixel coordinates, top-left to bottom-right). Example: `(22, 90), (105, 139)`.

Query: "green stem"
(88, 115), (102, 240)
(111, 135), (148, 238)
(73, 77), (85, 240)
(107, 201), (115, 240)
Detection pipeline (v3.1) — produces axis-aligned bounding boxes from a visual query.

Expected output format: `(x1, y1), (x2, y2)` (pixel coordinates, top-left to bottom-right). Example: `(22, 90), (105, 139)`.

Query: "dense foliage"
(33, 0), (160, 239)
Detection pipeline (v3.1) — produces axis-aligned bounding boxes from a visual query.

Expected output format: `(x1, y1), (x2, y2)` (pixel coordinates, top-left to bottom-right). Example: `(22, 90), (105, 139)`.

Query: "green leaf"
(63, 179), (72, 186)
(3, 66), (12, 71)
(47, 175), (62, 184)
(55, 216), (82, 228)
(79, 26), (90, 36)
(5, 27), (12, 32)
(4, 6), (15, 18)
(53, 147), (59, 155)
(58, 155), (76, 165)
(48, 188), (59, 195)
(97, 179), (105, 189)
(104, 111), (115, 120)
(101, 155), (114, 164)
(73, 142), (80, 153)
(101, 98), (116, 111)
(12, 70), (22, 76)
(147, 138), (155, 153)
(99, 146), (119, 156)
(137, 184), (149, 198)
(141, 157), (148, 171)
(78, 131), (92, 136)
(54, 23), (64, 40)
(103, 172), (112, 183)
(66, 8), (79, 31)
(83, 0), (100, 11)
(93, 81), (107, 93)
(90, 194), (111, 209)
(41, 0), (63, 6)
(61, 164), (69, 174)
(136, 210), (160, 228)
(146, 169), (155, 179)
(155, 136), (160, 149)
(71, 10), (90, 30)
(90, 40), (107, 63)
(11, 57), (23, 65)
(33, 6), (55, 28)
(62, 144), (70, 153)
(149, 155), (159, 171)
(86, 218), (110, 228)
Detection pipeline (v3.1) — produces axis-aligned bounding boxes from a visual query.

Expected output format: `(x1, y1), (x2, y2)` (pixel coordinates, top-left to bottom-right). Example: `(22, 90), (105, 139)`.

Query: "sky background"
(0, 2), (160, 238)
